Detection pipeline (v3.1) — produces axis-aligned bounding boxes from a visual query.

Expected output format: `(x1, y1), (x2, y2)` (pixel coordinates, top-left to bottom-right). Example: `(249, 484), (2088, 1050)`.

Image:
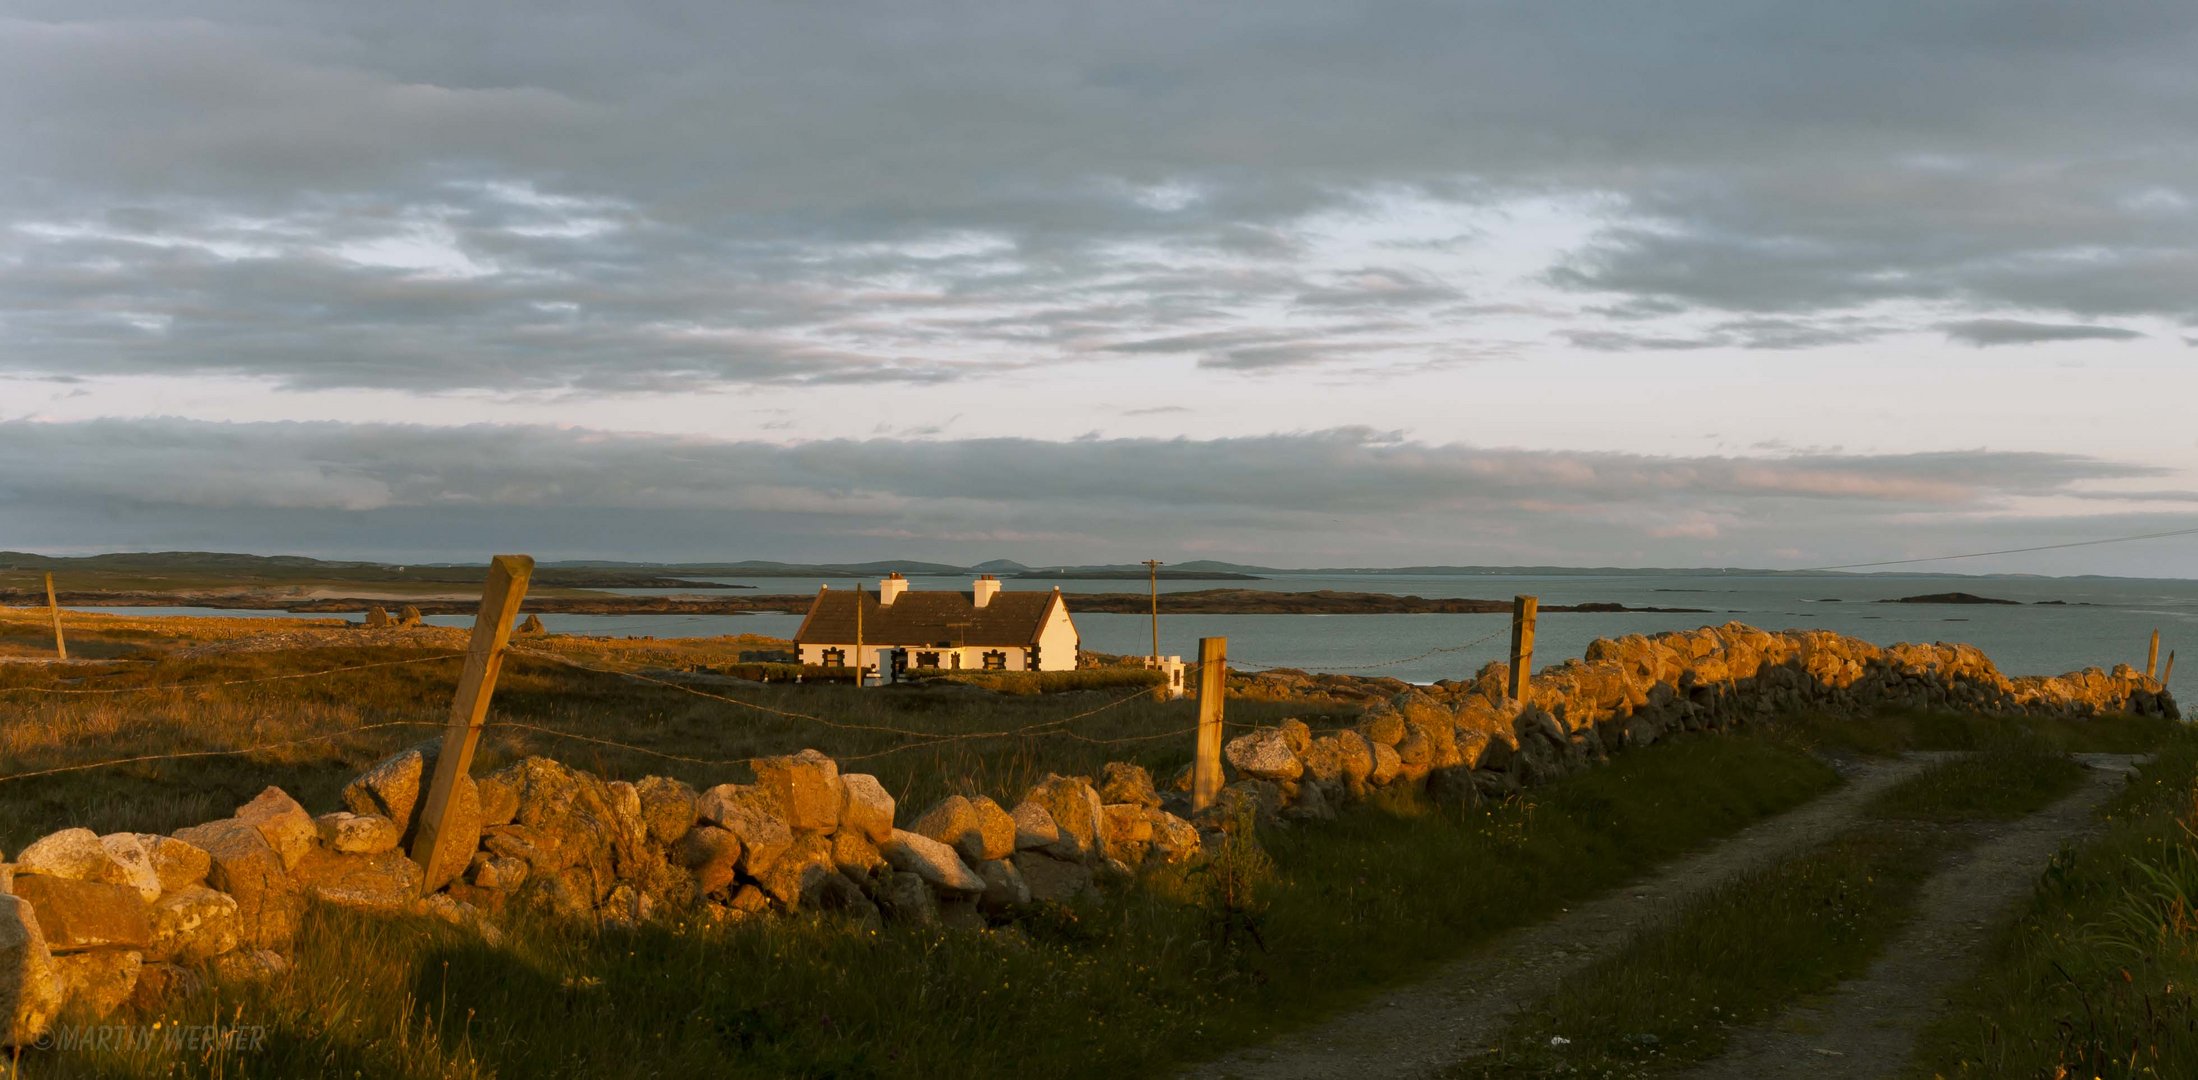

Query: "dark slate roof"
(792, 587), (1065, 647)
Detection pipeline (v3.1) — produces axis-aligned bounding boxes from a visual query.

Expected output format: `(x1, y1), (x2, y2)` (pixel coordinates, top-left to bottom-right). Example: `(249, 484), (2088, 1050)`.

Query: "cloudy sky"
(4, 2), (2196, 573)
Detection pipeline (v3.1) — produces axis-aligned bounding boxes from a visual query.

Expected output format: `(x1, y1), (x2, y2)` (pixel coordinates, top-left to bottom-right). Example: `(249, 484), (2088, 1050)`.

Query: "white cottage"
(792, 574), (1079, 676)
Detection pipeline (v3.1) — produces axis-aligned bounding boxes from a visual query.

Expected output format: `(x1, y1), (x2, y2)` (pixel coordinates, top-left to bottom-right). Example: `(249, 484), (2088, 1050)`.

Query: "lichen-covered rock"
(344, 748), (426, 826)
(634, 776), (699, 844)
(490, 757), (645, 907)
(170, 818), (301, 951)
(1100, 804), (1154, 866)
(1025, 774), (1107, 861)
(975, 858), (1030, 911)
(96, 833), (165, 902)
(2, 893), (64, 1048)
(476, 773), (520, 827)
(697, 783), (795, 876)
(1009, 802), (1060, 850)
(1356, 705), (1407, 747)
(1223, 728), (1303, 782)
(236, 786), (318, 871)
(289, 849), (423, 911)
(469, 853), (530, 892)
(880, 829), (984, 896)
(838, 774), (895, 844)
(1336, 731), (1375, 794)
(11, 876), (154, 952)
(1147, 809), (1202, 864)
(315, 811), (402, 855)
(1011, 851), (1095, 904)
(14, 828), (132, 888)
(831, 830), (887, 880)
(1279, 718), (1314, 755)
(147, 885), (240, 963)
(1099, 763), (1161, 809)
(52, 950), (140, 1019)
(138, 834), (212, 894)
(1300, 735), (1346, 784)
(756, 833), (839, 909)
(671, 825), (743, 896)
(1369, 741), (1403, 785)
(910, 795), (983, 861)
(969, 797), (1018, 863)
(750, 748), (841, 833)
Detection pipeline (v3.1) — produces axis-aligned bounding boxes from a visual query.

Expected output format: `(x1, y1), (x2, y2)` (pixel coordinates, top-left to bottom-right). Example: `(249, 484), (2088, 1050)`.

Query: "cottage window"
(916, 651), (941, 669)
(820, 648), (845, 667)
(982, 650), (1007, 671)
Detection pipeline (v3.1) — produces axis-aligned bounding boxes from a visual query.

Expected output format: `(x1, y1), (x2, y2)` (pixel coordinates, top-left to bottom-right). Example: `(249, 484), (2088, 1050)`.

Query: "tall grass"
(1912, 727), (2198, 1079)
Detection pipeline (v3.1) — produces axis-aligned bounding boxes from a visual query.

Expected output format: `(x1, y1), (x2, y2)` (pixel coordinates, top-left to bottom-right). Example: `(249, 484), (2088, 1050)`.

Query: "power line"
(1791, 525), (2198, 572)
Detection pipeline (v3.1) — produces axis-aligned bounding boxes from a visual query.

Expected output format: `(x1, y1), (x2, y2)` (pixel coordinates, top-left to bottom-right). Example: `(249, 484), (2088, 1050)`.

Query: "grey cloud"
(2, 3), (2196, 391)
(1940, 319), (2145, 347)
(0, 419), (2173, 569)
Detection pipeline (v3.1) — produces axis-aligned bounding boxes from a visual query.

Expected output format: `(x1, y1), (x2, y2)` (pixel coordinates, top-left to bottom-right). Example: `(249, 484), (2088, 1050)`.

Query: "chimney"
(972, 574), (1000, 608)
(878, 572), (908, 605)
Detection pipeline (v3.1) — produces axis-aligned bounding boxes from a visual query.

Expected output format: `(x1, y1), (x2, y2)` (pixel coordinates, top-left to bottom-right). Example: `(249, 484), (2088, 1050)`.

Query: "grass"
(1450, 730), (2100, 1078)
(0, 608), (1346, 851)
(1909, 726), (2198, 1079)
(17, 720), (1841, 1078)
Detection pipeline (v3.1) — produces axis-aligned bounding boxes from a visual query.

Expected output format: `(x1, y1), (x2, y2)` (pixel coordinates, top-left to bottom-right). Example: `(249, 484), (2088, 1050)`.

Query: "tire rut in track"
(1677, 753), (2142, 1080)
(1179, 753), (1950, 1080)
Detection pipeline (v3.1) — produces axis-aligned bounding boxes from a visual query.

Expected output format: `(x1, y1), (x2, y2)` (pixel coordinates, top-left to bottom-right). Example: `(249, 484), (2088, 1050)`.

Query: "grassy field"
(6, 607), (2185, 1079)
(1911, 726), (2198, 1079)
(19, 721), (1840, 1078)
(0, 608), (1338, 850)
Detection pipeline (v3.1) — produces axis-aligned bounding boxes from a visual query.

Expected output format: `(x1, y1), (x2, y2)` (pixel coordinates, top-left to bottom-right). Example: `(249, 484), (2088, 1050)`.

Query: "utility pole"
(1144, 559), (1163, 664)
(854, 583), (865, 687)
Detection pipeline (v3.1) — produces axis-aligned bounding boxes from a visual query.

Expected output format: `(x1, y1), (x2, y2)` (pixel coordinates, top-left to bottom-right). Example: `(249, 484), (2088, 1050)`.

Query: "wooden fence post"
(412, 554), (533, 889)
(2147, 629), (2160, 680)
(2160, 650), (2174, 687)
(44, 573), (66, 661)
(1192, 636), (1227, 814)
(1507, 594), (1537, 703)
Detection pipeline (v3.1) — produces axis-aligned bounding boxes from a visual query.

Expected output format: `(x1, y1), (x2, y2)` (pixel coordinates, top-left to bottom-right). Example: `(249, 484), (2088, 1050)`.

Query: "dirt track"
(1181, 754), (1950, 1080)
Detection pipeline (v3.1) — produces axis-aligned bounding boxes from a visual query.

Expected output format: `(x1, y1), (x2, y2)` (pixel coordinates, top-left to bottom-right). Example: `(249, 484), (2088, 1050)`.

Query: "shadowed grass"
(1909, 726), (2198, 1080)
(20, 728), (1839, 1079)
(1449, 736), (2093, 1078)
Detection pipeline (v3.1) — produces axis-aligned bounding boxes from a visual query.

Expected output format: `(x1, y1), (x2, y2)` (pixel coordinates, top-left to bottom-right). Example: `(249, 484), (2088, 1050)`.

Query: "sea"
(69, 571), (2198, 700)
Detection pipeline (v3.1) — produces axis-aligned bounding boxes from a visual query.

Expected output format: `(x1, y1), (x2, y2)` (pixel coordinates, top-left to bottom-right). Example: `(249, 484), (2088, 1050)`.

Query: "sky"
(4, 2), (2196, 574)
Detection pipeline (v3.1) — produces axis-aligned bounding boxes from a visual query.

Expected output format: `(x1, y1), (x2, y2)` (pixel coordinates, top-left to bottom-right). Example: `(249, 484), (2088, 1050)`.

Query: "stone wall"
(0, 623), (2178, 1046)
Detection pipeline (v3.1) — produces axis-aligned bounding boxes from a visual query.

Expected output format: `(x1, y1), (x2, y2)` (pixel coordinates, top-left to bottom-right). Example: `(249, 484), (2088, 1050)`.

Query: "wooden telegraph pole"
(1192, 636), (1227, 814)
(1144, 559), (1163, 664)
(412, 554), (533, 889)
(44, 572), (66, 661)
(1507, 594), (1538, 703)
(853, 584), (865, 687)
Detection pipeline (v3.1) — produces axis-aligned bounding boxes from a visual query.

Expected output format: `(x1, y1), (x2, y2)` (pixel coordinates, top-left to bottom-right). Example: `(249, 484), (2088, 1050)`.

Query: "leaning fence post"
(44, 572), (66, 661)
(1507, 594), (1538, 703)
(1192, 636), (1227, 814)
(412, 554), (533, 889)
(2147, 629), (2160, 680)
(2160, 650), (2175, 687)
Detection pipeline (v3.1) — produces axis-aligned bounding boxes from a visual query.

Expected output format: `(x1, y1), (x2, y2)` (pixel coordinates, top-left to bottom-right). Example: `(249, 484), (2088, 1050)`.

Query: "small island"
(1879, 592), (2021, 605)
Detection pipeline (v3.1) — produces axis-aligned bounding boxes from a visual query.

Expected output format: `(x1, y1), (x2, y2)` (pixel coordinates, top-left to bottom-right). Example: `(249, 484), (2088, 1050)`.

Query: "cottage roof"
(792, 586), (1064, 648)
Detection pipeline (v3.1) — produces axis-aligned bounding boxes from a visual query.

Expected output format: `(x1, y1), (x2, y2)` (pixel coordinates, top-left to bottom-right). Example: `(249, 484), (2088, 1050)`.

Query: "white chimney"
(972, 574), (1000, 608)
(878, 573), (908, 605)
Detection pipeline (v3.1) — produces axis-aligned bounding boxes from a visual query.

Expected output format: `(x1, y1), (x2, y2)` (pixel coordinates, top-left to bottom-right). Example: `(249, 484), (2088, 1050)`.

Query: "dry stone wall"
(0, 622), (2178, 1046)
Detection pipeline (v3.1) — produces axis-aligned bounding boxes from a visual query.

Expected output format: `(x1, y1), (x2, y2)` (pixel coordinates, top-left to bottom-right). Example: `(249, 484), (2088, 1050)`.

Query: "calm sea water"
(69, 571), (2198, 700)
